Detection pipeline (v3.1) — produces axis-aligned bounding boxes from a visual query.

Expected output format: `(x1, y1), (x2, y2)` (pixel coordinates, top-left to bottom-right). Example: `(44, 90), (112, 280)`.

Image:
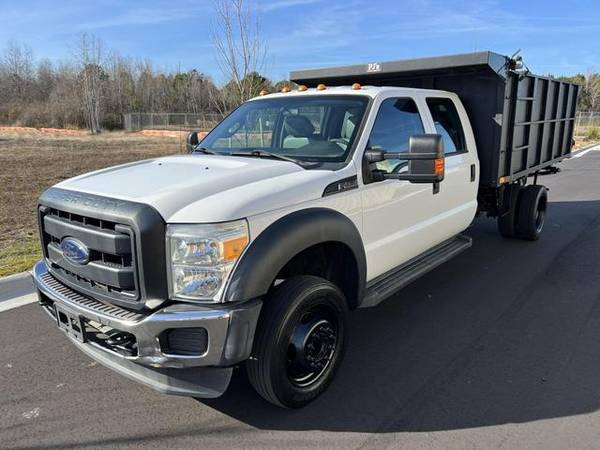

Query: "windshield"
(200, 95), (369, 164)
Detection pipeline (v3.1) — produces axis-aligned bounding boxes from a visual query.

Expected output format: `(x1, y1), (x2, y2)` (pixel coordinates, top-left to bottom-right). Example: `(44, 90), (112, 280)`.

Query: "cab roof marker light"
(317, 83), (327, 91)
(352, 83), (362, 90)
(298, 85), (308, 92)
(281, 85), (291, 93)
(259, 89), (269, 96)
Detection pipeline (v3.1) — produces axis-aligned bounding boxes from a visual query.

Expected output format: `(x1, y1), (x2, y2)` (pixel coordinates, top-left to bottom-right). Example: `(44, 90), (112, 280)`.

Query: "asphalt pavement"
(1, 146), (600, 449)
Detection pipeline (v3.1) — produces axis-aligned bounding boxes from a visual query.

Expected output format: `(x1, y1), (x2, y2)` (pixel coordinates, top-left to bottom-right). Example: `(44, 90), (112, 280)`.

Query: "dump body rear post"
(31, 51), (579, 408)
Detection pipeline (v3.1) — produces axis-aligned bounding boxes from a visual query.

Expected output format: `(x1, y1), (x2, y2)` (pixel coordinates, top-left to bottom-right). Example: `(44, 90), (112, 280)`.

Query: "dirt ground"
(0, 130), (184, 276)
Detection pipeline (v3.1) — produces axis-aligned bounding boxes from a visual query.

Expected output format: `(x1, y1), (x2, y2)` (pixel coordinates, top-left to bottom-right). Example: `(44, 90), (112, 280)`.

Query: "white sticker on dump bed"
(367, 63), (382, 73)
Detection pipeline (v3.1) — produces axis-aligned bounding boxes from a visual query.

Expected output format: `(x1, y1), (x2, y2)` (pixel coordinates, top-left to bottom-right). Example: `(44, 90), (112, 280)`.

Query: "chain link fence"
(124, 111), (600, 137)
(575, 111), (600, 137)
(123, 113), (226, 132)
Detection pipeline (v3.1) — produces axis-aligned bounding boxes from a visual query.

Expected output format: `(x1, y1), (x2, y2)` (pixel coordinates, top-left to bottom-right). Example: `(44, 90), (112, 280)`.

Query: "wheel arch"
(224, 208), (366, 308)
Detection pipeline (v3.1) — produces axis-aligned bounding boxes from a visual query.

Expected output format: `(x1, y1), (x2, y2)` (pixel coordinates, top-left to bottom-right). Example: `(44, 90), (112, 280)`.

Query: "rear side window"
(368, 97), (424, 173)
(426, 98), (466, 154)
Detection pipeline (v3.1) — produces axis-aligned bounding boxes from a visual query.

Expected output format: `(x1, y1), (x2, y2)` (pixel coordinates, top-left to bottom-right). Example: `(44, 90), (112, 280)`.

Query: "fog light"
(161, 328), (209, 356)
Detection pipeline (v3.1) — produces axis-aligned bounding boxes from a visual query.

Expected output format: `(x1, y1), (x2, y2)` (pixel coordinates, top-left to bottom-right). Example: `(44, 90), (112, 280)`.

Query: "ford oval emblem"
(60, 238), (90, 265)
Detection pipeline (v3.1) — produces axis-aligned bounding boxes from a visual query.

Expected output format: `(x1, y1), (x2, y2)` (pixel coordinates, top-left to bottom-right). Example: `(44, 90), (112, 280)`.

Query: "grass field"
(0, 131), (184, 277)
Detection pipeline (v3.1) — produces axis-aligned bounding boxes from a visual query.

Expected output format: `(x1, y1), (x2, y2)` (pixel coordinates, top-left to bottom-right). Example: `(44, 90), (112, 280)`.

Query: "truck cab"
(32, 52), (578, 408)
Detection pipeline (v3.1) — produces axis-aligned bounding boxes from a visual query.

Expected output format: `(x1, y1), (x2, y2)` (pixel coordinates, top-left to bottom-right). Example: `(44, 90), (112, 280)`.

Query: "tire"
(515, 185), (548, 241)
(498, 184), (522, 238)
(246, 275), (349, 408)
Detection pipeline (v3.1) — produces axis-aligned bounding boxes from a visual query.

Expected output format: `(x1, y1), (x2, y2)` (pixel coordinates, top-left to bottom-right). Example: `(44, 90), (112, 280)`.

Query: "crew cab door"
(421, 94), (478, 248)
(360, 93), (478, 281)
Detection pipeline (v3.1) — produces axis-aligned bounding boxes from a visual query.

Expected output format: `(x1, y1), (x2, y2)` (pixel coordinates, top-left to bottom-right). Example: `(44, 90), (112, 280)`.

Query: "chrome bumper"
(32, 260), (262, 397)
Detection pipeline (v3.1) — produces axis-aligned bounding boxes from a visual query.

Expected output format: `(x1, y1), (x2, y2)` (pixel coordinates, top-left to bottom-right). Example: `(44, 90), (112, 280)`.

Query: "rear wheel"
(515, 185), (548, 241)
(246, 275), (348, 408)
(498, 184), (522, 238)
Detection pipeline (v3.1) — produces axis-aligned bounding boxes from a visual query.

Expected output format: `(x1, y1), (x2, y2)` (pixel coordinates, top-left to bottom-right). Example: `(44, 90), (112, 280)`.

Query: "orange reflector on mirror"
(435, 158), (444, 177)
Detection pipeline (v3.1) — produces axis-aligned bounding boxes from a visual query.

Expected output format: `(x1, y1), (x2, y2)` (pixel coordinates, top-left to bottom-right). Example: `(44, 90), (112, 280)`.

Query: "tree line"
(1, 10), (599, 133)
(0, 40), (276, 132)
(0, 0), (281, 132)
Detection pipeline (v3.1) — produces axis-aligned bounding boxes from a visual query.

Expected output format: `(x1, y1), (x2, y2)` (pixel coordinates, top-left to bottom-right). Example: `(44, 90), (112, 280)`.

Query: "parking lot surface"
(1, 147), (600, 449)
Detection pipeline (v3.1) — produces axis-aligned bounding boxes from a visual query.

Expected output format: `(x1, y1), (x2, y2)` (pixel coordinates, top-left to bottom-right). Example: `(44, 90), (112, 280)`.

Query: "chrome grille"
(40, 206), (140, 304)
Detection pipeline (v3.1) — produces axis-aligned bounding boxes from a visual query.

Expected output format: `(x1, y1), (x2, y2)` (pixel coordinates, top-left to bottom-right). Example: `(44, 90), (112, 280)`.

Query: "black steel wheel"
(247, 275), (348, 408)
(515, 185), (548, 241)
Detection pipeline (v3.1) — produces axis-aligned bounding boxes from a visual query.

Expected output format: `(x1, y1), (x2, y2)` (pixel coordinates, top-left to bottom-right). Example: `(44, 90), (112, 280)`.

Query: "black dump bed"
(290, 51), (580, 187)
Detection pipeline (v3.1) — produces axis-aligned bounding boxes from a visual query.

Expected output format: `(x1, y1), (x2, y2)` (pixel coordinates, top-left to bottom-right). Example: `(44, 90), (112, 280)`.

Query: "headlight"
(166, 220), (249, 302)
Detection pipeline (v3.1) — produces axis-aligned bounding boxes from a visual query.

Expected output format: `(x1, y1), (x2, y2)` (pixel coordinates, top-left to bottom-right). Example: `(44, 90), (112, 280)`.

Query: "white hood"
(56, 155), (341, 222)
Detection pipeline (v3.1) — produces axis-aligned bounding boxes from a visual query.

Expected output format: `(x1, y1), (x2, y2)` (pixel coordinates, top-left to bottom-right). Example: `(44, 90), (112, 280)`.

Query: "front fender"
(225, 208), (366, 305)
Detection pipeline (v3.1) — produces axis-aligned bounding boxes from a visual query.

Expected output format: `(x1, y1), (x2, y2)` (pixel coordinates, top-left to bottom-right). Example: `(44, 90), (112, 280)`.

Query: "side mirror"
(365, 134), (444, 184)
(186, 131), (200, 153)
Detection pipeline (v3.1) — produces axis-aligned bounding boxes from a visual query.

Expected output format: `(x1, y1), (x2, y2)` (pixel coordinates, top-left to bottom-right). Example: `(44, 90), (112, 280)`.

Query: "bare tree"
(2, 41), (34, 102)
(585, 69), (600, 112)
(75, 33), (104, 133)
(211, 0), (267, 112)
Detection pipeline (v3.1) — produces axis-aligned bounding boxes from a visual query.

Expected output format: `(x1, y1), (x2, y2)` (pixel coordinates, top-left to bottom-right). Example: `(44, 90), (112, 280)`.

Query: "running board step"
(361, 234), (472, 308)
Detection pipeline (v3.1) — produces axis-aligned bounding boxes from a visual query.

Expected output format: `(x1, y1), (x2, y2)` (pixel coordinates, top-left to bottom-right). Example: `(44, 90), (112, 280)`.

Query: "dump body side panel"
(500, 73), (579, 184)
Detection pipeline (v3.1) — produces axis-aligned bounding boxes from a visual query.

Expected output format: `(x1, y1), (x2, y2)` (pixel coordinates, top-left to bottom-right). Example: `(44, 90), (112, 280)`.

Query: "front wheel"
(246, 275), (348, 408)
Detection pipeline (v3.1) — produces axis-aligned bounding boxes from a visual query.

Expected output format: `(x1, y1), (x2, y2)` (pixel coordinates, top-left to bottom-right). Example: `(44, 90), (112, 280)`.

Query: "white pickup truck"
(32, 52), (579, 408)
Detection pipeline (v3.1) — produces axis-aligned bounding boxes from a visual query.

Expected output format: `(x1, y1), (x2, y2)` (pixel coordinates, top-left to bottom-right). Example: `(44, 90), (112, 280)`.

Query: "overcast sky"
(1, 0), (599, 83)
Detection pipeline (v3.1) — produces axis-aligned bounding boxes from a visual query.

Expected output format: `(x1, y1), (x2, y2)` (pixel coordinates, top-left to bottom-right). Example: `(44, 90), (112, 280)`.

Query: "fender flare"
(225, 208), (366, 305)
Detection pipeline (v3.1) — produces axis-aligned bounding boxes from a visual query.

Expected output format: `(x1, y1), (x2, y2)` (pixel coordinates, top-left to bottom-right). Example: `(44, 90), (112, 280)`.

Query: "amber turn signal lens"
(434, 158), (444, 177)
(316, 83), (327, 90)
(222, 236), (249, 261)
(351, 83), (361, 90)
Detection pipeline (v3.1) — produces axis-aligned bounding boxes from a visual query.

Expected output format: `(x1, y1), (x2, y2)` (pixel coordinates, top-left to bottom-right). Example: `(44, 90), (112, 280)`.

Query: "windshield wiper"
(192, 146), (217, 155)
(231, 149), (313, 168)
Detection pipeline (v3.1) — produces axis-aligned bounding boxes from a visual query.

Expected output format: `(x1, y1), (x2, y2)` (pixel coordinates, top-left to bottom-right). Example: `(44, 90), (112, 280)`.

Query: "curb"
(570, 142), (600, 155)
(0, 270), (31, 284)
(0, 270), (34, 302)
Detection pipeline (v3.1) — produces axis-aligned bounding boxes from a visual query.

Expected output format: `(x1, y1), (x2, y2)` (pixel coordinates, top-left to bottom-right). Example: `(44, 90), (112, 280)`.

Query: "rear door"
(421, 95), (479, 238)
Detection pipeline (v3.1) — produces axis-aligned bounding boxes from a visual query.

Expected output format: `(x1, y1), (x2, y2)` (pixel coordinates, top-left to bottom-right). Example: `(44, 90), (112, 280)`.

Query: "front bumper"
(32, 260), (262, 397)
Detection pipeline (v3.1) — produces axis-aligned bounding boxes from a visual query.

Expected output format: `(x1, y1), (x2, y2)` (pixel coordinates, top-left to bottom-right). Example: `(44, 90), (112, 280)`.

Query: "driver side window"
(368, 97), (424, 173)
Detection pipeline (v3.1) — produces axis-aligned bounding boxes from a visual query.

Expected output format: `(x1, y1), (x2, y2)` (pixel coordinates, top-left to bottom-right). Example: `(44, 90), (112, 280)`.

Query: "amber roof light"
(352, 83), (362, 90)
(316, 83), (327, 90)
(298, 85), (308, 92)
(281, 85), (291, 93)
(259, 89), (269, 96)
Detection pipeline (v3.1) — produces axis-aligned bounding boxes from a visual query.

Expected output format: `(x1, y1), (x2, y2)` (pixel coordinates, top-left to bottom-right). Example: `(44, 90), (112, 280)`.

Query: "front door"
(360, 95), (439, 280)
(360, 94), (478, 282)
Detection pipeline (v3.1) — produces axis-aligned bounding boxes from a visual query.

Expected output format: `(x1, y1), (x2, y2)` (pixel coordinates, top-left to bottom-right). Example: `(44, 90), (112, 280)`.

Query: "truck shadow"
(200, 199), (600, 433)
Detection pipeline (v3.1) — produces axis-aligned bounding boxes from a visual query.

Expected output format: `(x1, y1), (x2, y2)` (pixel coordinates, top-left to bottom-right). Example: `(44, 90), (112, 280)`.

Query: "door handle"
(470, 164), (476, 182)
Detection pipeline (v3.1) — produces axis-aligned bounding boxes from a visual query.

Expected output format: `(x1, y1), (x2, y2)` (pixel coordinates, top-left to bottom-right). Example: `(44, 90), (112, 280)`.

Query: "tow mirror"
(365, 134), (444, 184)
(186, 131), (200, 153)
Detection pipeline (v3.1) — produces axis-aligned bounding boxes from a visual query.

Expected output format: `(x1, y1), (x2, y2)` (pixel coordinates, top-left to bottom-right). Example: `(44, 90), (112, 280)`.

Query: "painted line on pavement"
(569, 144), (600, 159)
(0, 294), (38, 313)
